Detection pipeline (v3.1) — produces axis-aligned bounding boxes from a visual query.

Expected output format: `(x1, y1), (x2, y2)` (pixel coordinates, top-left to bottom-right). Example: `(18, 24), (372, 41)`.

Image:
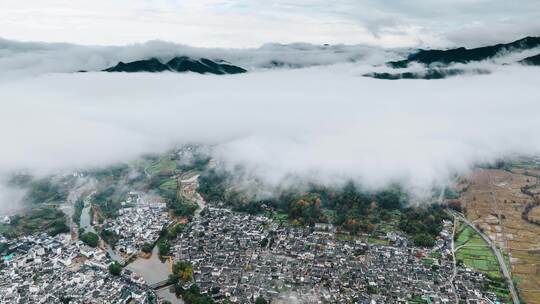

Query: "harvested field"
(528, 206), (540, 223)
(458, 168), (540, 303)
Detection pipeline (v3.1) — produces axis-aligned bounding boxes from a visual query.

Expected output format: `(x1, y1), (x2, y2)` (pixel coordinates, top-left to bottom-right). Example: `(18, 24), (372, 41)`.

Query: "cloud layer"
(0, 38), (394, 79)
(1, 62), (540, 201)
(1, 0), (540, 48)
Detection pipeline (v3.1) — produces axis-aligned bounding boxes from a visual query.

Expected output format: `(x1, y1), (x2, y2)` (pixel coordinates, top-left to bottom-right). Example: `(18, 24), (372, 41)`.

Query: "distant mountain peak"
(520, 53), (540, 66)
(388, 36), (540, 68)
(103, 57), (247, 74)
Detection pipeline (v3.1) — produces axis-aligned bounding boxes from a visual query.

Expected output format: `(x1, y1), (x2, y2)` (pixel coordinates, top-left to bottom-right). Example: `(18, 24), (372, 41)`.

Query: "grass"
(273, 212), (289, 222)
(159, 179), (177, 191)
(147, 157), (177, 175)
(455, 224), (510, 302)
(374, 209), (402, 234)
(429, 251), (442, 259)
(456, 227), (502, 279)
(455, 226), (486, 247)
(336, 234), (355, 241)
(368, 237), (390, 246)
(422, 258), (434, 267)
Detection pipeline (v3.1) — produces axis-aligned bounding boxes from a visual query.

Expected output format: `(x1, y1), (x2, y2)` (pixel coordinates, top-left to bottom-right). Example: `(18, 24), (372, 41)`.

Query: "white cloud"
(1, 62), (540, 207)
(0, 38), (394, 79)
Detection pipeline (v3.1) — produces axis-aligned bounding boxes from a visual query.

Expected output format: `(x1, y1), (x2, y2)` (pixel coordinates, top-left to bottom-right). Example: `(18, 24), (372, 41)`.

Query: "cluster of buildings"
(0, 233), (155, 304)
(102, 192), (169, 256)
(172, 206), (504, 304)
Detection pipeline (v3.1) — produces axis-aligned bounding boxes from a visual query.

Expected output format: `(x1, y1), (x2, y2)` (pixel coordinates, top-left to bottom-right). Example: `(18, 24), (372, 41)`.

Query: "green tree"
(141, 242), (153, 253)
(172, 261), (193, 282)
(158, 239), (171, 257)
(80, 232), (99, 247)
(108, 261), (122, 276)
(413, 233), (436, 247)
(51, 219), (70, 236)
(168, 273), (179, 284)
(255, 296), (268, 304)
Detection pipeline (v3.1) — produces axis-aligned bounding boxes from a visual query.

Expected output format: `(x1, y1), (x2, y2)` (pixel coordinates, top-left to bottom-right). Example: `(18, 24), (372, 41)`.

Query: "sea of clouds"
(1, 39), (540, 212)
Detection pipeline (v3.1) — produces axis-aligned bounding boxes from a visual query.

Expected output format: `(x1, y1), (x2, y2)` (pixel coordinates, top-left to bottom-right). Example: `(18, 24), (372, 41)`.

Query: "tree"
(168, 273), (179, 284)
(158, 239), (171, 257)
(413, 233), (436, 247)
(141, 242), (153, 254)
(172, 261), (194, 282)
(51, 219), (70, 236)
(108, 261), (122, 276)
(80, 232), (99, 247)
(255, 296), (268, 304)
(376, 189), (405, 210)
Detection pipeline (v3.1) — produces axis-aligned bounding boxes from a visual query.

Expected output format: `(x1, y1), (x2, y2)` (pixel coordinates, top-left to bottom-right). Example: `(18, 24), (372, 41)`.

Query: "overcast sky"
(1, 0), (540, 48)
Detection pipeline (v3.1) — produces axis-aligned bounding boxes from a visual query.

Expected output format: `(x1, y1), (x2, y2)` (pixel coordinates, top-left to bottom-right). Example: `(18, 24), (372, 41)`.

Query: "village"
(0, 172), (510, 304)
(0, 233), (155, 303)
(171, 205), (505, 303)
(101, 192), (169, 257)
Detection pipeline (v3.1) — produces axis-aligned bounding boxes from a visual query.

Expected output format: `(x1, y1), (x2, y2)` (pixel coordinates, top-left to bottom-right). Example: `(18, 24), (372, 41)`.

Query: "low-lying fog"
(1, 60), (540, 213)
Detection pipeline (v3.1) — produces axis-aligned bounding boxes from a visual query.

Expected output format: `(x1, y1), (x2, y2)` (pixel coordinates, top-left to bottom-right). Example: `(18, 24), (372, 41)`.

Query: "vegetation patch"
(0, 206), (68, 238)
(24, 178), (68, 205)
(454, 225), (511, 301)
(80, 232), (99, 247)
(456, 226), (501, 277)
(199, 170), (450, 246)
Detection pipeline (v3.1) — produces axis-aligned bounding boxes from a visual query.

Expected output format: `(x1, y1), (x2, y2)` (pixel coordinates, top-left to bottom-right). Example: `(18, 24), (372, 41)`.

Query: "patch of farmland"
(460, 168), (540, 304)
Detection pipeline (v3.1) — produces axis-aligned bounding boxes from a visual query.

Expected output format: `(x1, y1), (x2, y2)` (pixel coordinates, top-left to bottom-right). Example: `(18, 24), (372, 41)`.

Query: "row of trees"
(156, 223), (186, 257)
(198, 169), (450, 247)
(399, 204), (450, 247)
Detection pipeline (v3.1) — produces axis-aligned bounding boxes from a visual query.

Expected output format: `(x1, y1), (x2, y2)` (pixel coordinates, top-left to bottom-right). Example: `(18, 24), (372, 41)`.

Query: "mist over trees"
(198, 169), (448, 245)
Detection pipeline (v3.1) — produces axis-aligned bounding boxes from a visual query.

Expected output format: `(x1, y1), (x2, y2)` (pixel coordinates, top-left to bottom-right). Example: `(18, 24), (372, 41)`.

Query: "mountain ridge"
(103, 56), (247, 74)
(389, 36), (540, 68)
(520, 53), (540, 65)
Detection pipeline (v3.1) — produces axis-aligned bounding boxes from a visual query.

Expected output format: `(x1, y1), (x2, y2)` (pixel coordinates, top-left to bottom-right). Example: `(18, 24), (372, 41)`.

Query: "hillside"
(520, 53), (540, 65)
(389, 36), (540, 68)
(103, 56), (247, 74)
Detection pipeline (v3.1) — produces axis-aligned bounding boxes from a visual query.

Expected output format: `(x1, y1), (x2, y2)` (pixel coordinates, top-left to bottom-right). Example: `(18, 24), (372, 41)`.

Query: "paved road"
(449, 216), (459, 304)
(450, 210), (520, 304)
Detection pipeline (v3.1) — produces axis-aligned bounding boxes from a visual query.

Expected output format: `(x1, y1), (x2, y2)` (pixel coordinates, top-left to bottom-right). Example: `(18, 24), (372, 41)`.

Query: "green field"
(147, 157), (177, 175)
(336, 233), (355, 241)
(272, 212), (289, 222)
(421, 258), (434, 267)
(159, 179), (178, 191)
(367, 237), (390, 245)
(455, 226), (502, 278)
(455, 224), (511, 302)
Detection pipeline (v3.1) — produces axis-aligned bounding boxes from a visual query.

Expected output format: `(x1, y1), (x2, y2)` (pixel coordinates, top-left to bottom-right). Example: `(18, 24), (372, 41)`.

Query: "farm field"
(458, 167), (540, 303)
(454, 224), (511, 301)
